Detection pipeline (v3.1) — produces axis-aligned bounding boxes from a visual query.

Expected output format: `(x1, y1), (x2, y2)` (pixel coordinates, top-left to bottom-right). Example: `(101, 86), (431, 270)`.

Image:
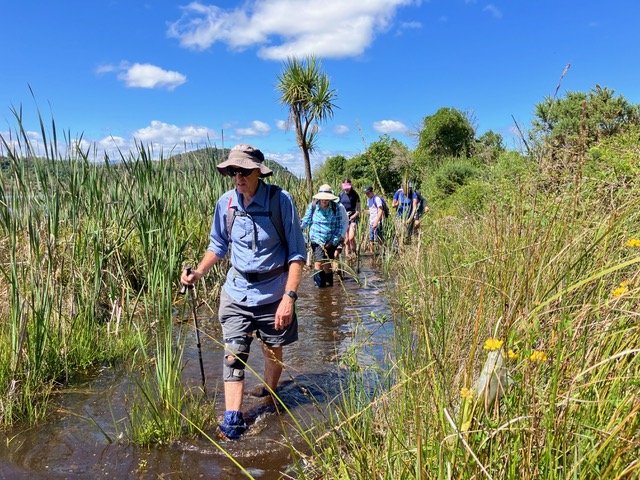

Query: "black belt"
(233, 265), (288, 283)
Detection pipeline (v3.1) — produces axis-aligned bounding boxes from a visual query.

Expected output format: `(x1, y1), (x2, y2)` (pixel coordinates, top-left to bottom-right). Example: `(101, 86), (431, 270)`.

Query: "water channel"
(0, 257), (394, 479)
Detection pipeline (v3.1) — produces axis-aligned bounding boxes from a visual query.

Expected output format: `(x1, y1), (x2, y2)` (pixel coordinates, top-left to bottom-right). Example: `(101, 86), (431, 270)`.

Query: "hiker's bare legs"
(262, 343), (283, 392)
(224, 379), (244, 411)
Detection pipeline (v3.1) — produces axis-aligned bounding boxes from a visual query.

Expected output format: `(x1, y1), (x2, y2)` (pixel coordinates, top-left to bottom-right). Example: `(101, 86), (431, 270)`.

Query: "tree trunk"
(303, 146), (313, 199)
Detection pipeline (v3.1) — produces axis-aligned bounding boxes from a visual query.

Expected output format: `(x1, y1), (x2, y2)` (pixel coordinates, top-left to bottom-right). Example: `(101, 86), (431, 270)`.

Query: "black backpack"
(414, 191), (425, 215)
(378, 196), (390, 218)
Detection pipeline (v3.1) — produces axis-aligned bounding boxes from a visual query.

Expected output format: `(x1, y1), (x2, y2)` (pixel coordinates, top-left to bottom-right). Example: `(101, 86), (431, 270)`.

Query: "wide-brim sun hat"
(313, 184), (338, 201)
(216, 144), (273, 178)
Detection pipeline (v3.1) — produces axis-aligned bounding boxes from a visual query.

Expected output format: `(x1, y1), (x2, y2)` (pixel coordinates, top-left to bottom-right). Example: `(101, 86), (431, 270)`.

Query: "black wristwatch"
(285, 290), (298, 301)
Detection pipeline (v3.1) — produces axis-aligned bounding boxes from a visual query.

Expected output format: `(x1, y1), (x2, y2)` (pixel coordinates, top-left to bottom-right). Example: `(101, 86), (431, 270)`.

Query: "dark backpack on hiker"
(378, 196), (390, 218)
(225, 183), (287, 249)
(414, 191), (426, 216)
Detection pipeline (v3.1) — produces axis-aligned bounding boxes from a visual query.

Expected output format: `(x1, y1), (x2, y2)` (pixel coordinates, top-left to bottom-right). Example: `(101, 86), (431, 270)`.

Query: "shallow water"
(0, 257), (393, 479)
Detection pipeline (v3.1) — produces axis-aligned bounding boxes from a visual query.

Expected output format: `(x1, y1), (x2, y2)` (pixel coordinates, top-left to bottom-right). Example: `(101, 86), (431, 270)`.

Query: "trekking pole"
(180, 267), (206, 394)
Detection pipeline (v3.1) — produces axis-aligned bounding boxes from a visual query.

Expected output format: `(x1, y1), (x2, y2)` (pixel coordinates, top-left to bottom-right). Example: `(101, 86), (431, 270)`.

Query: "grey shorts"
(311, 242), (338, 262)
(218, 289), (298, 347)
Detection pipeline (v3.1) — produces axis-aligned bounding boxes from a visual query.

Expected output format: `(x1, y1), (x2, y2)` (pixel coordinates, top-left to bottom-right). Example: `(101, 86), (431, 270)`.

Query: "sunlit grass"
(297, 179), (640, 478)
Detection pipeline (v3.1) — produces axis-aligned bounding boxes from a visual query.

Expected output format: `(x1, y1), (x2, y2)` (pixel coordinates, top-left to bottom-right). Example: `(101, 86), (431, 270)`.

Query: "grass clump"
(299, 134), (640, 478)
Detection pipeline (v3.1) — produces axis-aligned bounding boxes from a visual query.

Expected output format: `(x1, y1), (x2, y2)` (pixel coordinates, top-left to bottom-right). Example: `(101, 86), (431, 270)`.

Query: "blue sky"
(2, 0), (639, 175)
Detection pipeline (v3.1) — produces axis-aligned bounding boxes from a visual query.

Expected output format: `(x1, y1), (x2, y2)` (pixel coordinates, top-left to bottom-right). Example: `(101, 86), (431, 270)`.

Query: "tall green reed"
(298, 176), (639, 479)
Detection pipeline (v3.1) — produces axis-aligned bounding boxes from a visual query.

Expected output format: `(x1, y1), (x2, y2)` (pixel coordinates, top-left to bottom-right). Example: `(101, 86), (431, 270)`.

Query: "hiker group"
(299, 178), (427, 280)
(180, 144), (427, 440)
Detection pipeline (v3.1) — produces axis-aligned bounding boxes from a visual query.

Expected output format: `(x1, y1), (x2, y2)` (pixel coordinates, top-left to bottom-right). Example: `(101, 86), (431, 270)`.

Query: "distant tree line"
(314, 85), (640, 204)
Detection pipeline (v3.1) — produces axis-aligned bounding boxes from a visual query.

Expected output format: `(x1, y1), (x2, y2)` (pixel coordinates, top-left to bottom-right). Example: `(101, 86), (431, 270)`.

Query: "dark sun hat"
(216, 144), (273, 177)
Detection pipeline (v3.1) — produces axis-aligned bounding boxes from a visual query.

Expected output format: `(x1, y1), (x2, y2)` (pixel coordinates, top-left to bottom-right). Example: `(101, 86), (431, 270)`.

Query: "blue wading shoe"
(219, 410), (247, 440)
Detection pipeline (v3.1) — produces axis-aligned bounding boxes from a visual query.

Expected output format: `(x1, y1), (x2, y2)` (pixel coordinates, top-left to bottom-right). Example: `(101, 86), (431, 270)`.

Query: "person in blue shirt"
(300, 184), (348, 287)
(180, 144), (306, 440)
(392, 184), (418, 219)
(392, 181), (422, 241)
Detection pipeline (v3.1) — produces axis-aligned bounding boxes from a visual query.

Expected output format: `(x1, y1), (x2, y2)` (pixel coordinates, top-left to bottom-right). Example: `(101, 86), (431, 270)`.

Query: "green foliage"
(315, 154), (347, 186)
(301, 124), (640, 478)
(586, 125), (640, 180)
(532, 85), (640, 152)
(445, 180), (492, 216)
(474, 129), (505, 164)
(416, 107), (475, 169)
(432, 159), (480, 196)
(344, 135), (404, 195)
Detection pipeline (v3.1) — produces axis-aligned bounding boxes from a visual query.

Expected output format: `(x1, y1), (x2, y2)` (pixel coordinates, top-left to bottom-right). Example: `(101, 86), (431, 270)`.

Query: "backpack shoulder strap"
(267, 184), (287, 248)
(226, 192), (237, 238)
(225, 185), (287, 252)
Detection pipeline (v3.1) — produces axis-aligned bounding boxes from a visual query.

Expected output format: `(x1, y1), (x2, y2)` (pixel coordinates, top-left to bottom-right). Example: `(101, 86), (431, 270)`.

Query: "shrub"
(433, 159), (479, 196)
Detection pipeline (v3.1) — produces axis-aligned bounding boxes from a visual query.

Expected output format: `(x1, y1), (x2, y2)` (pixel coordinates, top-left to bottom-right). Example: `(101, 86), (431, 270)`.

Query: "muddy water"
(0, 258), (393, 479)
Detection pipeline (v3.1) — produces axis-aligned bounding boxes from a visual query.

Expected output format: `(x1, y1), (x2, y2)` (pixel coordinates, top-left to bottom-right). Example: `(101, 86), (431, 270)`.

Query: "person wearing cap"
(364, 185), (385, 253)
(180, 144), (306, 440)
(300, 184), (348, 287)
(338, 179), (361, 258)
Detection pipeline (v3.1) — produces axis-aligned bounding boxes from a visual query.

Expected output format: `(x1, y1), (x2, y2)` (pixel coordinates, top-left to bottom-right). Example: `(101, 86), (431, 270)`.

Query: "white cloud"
(483, 4), (503, 19)
(276, 119), (288, 130)
(373, 119), (407, 134)
(118, 63), (187, 90)
(334, 124), (350, 134)
(1, 121), (218, 163)
(98, 136), (127, 148)
(265, 150), (301, 174)
(235, 120), (271, 136)
(167, 0), (419, 60)
(132, 120), (216, 145)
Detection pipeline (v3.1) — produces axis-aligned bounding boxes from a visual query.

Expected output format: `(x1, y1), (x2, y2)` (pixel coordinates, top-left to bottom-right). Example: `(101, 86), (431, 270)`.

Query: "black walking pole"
(180, 267), (206, 394)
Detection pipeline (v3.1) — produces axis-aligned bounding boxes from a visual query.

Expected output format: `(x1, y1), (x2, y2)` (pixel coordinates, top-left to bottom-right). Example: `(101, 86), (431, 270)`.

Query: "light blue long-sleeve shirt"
(300, 200), (348, 246)
(207, 181), (306, 306)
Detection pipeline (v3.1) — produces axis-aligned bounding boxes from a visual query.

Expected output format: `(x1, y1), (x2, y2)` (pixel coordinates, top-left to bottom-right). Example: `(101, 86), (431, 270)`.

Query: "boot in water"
(313, 270), (326, 288)
(325, 271), (334, 286)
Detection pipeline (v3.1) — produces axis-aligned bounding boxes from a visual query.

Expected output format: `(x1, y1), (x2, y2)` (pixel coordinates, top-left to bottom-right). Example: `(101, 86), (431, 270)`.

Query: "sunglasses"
(227, 167), (255, 177)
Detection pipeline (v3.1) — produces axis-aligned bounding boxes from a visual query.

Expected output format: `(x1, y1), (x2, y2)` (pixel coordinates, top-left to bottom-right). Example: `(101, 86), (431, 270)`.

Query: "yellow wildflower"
(625, 238), (640, 248)
(483, 338), (503, 351)
(507, 349), (519, 360)
(612, 285), (629, 298)
(620, 280), (631, 287)
(460, 387), (473, 399)
(530, 350), (547, 363)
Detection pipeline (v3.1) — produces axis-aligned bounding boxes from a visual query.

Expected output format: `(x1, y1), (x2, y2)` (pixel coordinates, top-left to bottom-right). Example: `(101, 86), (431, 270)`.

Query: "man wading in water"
(181, 144), (306, 440)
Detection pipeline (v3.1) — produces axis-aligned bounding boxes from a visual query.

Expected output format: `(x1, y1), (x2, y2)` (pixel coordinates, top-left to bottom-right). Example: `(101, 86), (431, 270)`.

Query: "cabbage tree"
(277, 56), (337, 197)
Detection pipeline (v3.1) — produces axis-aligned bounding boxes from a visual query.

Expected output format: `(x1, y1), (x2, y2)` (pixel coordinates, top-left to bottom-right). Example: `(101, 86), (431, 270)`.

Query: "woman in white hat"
(300, 184), (348, 287)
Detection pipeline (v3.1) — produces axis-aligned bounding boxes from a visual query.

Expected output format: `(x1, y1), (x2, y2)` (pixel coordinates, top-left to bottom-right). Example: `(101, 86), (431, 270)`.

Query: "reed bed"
(299, 175), (640, 478)
(0, 117), (223, 436)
